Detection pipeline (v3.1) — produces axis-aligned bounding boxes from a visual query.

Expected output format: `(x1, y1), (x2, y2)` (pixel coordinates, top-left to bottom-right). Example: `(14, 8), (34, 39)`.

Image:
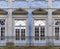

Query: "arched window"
(34, 20), (46, 40)
(15, 20), (26, 40)
(55, 20), (60, 40)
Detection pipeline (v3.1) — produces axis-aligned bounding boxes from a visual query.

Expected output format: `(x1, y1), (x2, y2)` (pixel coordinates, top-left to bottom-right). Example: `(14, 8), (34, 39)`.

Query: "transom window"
(55, 20), (60, 40)
(14, 20), (26, 40)
(34, 20), (46, 40)
(0, 19), (5, 40)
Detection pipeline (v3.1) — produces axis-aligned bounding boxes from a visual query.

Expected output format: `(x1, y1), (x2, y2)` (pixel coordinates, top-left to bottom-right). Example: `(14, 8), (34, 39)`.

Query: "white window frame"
(54, 20), (60, 41)
(33, 19), (47, 41)
(13, 19), (28, 42)
(0, 18), (7, 46)
(0, 18), (7, 40)
(15, 26), (26, 41)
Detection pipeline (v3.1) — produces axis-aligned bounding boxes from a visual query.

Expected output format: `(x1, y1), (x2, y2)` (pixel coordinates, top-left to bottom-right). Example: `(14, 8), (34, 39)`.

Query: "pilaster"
(7, 0), (13, 43)
(47, 0), (53, 45)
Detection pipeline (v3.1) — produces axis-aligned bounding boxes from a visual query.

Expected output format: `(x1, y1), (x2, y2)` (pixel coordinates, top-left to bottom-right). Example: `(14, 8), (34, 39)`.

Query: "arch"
(0, 9), (8, 15)
(52, 9), (60, 15)
(12, 8), (28, 15)
(32, 8), (48, 15)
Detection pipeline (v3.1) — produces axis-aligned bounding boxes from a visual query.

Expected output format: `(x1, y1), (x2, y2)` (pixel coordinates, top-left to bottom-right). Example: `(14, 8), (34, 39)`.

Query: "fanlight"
(34, 20), (46, 26)
(15, 20), (26, 26)
(55, 21), (60, 25)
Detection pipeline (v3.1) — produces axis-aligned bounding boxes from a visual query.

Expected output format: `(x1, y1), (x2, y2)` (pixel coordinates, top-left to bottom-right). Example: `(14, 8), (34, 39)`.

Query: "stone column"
(7, 0), (13, 44)
(47, 0), (53, 45)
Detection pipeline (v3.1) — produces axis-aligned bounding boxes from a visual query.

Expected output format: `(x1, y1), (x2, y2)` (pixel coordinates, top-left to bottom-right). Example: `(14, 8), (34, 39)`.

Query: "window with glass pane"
(0, 19), (5, 25)
(21, 28), (25, 40)
(55, 27), (59, 40)
(55, 20), (60, 40)
(35, 26), (39, 40)
(40, 27), (45, 40)
(0, 19), (5, 40)
(15, 20), (26, 40)
(15, 29), (20, 40)
(55, 21), (60, 25)
(1, 27), (5, 40)
(34, 20), (46, 40)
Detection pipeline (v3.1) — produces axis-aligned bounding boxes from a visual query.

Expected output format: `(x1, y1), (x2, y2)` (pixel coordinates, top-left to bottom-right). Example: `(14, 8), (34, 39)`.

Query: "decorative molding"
(0, 9), (8, 15)
(52, 9), (60, 15)
(32, 8), (48, 15)
(12, 8), (28, 15)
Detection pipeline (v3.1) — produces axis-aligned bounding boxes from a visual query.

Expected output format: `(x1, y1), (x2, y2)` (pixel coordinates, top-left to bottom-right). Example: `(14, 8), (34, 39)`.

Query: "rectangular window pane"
(35, 26), (39, 40)
(15, 29), (20, 40)
(55, 27), (59, 40)
(0, 19), (5, 25)
(40, 27), (45, 40)
(1, 27), (5, 40)
(21, 29), (25, 40)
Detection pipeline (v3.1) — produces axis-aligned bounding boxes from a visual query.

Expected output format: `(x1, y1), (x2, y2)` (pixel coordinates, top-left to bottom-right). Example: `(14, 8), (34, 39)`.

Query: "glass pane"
(35, 26), (39, 40)
(15, 20), (26, 26)
(15, 29), (20, 40)
(55, 21), (60, 25)
(40, 27), (45, 40)
(0, 19), (5, 25)
(55, 27), (59, 40)
(1, 27), (5, 40)
(21, 29), (25, 40)
(34, 20), (46, 26)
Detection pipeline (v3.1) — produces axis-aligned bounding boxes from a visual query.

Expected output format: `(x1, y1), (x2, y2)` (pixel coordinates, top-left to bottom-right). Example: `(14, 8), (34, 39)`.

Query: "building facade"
(0, 0), (60, 46)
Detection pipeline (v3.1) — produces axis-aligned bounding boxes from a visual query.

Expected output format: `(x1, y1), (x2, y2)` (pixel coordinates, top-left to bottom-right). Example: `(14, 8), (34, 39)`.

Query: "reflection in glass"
(15, 20), (26, 26)
(55, 20), (60, 25)
(0, 19), (5, 25)
(34, 20), (46, 26)
(55, 27), (59, 40)
(1, 27), (5, 40)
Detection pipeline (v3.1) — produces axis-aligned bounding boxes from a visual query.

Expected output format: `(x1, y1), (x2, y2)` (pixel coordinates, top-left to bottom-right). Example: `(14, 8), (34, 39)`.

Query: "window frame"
(54, 19), (60, 40)
(0, 18), (7, 41)
(13, 19), (27, 41)
(33, 19), (46, 41)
